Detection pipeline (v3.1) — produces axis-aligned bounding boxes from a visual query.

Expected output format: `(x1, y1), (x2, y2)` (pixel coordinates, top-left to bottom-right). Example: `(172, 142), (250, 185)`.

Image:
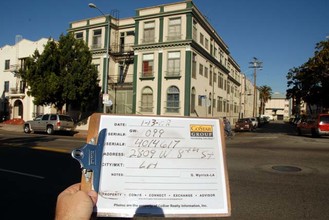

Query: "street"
(226, 122), (329, 220)
(0, 121), (328, 219)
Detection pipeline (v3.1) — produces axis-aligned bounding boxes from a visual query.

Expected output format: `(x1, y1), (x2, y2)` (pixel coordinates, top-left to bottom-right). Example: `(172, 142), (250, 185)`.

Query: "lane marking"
(0, 168), (45, 179)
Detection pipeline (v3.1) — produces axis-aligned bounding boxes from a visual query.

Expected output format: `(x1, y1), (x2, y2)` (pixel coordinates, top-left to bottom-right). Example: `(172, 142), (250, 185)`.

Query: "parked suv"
(23, 114), (75, 135)
(296, 114), (329, 137)
(235, 118), (254, 132)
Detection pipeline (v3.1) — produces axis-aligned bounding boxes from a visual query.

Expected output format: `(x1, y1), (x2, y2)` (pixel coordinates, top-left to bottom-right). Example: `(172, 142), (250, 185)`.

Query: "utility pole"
(249, 57), (263, 117)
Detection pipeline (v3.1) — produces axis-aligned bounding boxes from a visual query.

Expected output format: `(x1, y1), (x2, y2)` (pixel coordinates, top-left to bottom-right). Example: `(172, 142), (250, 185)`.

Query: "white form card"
(96, 115), (230, 217)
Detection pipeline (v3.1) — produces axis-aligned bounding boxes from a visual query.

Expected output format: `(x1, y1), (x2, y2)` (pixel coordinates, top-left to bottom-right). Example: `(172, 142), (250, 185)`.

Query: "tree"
(20, 34), (101, 115)
(286, 39), (329, 114)
(258, 85), (272, 115)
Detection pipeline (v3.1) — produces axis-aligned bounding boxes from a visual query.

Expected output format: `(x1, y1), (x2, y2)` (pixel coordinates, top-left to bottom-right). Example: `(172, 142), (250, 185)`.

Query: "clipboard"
(72, 113), (231, 218)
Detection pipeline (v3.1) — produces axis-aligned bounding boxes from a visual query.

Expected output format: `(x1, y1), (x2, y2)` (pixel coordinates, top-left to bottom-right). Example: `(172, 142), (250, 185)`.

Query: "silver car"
(23, 114), (75, 135)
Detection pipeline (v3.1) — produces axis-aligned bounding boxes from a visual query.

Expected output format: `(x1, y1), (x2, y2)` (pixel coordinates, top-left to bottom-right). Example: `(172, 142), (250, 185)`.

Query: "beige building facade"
(1, 1), (262, 124)
(69, 0), (256, 124)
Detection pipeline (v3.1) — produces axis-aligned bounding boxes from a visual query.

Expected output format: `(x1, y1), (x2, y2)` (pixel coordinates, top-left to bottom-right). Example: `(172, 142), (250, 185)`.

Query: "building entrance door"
(13, 99), (23, 119)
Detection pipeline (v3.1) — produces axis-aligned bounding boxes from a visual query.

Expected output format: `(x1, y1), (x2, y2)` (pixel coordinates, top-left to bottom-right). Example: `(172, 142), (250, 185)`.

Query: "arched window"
(190, 87), (196, 114)
(141, 87), (153, 112)
(166, 86), (179, 113)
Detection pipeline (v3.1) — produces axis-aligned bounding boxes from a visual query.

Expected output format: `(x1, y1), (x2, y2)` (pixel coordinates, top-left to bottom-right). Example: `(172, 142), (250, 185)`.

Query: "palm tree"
(259, 85), (272, 115)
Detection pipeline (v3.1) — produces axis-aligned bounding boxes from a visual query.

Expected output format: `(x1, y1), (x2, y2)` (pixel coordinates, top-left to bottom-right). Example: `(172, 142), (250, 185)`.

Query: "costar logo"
(190, 125), (213, 137)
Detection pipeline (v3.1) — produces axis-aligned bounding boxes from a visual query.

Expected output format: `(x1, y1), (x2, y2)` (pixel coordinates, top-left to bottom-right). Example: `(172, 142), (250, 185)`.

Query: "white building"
(264, 92), (292, 120)
(0, 36), (54, 121)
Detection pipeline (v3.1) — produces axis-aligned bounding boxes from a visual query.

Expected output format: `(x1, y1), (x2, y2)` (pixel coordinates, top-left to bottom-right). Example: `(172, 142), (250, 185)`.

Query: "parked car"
(249, 117), (258, 128)
(296, 114), (329, 137)
(235, 118), (254, 132)
(23, 114), (75, 135)
(261, 115), (274, 121)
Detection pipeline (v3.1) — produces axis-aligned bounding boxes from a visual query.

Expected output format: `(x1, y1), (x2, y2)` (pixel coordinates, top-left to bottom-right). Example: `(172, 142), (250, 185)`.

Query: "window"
(217, 97), (223, 112)
(219, 50), (224, 64)
(166, 86), (179, 113)
(42, 114), (49, 121)
(204, 66), (208, 78)
(192, 20), (197, 41)
(205, 38), (209, 50)
(126, 31), (135, 36)
(75, 32), (83, 40)
(143, 21), (155, 43)
(190, 87), (196, 114)
(20, 58), (27, 71)
(199, 64), (203, 76)
(218, 73), (223, 89)
(208, 93), (212, 114)
(209, 66), (213, 85)
(19, 81), (25, 93)
(198, 95), (204, 106)
(92, 29), (102, 49)
(167, 52), (181, 77)
(142, 54), (154, 77)
(192, 53), (197, 79)
(5, 60), (10, 70)
(4, 81), (9, 92)
(200, 33), (204, 45)
(141, 87), (153, 112)
(168, 17), (181, 41)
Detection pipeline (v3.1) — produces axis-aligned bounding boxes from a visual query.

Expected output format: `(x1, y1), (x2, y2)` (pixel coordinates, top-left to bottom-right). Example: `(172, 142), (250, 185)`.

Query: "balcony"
(6, 87), (26, 99)
(164, 70), (181, 80)
(139, 103), (154, 113)
(112, 43), (133, 53)
(139, 71), (155, 80)
(91, 44), (102, 49)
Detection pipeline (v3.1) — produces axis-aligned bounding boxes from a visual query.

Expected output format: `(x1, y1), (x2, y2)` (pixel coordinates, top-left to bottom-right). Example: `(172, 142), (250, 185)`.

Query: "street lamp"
(249, 57), (263, 117)
(89, 3), (110, 113)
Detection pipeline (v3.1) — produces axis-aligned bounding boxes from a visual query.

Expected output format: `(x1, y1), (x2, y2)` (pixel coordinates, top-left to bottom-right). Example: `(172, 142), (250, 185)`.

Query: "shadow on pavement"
(0, 147), (81, 219)
(256, 121), (296, 135)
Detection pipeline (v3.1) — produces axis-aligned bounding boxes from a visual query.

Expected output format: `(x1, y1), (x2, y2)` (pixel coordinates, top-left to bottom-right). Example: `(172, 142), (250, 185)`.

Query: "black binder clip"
(71, 128), (107, 192)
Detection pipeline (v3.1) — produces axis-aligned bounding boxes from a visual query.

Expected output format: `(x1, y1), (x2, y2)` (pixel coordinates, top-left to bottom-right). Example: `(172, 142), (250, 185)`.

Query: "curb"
(0, 123), (88, 139)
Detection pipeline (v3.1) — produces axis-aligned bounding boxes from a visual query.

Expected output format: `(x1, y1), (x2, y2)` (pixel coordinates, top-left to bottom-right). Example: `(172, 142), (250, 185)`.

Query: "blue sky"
(1, 0), (328, 94)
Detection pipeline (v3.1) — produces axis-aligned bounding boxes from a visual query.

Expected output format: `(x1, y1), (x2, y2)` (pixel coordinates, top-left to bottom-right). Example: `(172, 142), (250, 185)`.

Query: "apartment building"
(69, 0), (250, 123)
(0, 37), (54, 121)
(264, 92), (292, 120)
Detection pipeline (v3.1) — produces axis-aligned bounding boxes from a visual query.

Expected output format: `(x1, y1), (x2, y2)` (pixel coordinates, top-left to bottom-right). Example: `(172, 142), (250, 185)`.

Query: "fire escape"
(109, 10), (134, 88)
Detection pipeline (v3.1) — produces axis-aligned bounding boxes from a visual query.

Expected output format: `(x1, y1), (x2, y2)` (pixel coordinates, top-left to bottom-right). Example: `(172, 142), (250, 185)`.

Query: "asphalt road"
(0, 122), (328, 220)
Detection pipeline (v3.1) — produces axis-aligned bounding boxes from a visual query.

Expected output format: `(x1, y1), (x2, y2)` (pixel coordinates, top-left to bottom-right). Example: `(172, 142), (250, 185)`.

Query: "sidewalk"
(0, 123), (88, 139)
